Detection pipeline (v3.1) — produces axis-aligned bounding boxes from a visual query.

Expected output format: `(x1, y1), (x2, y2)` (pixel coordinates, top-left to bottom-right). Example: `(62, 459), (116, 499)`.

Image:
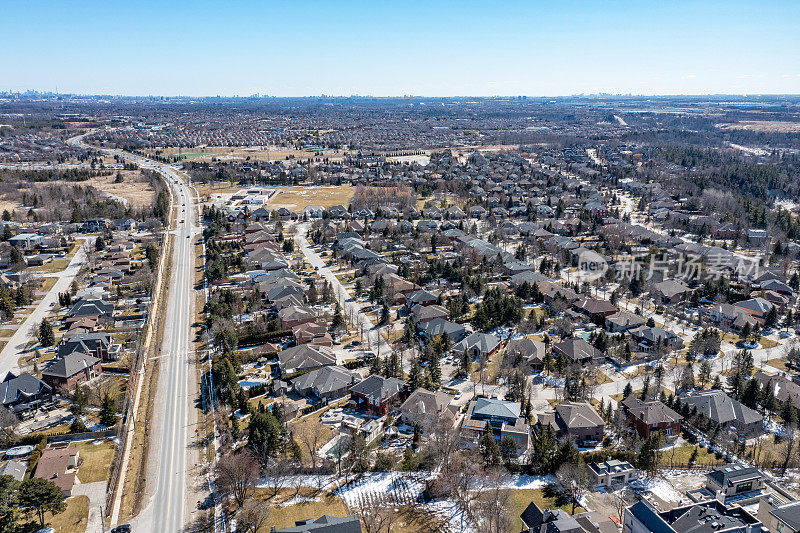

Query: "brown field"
(200, 184), (355, 210)
(0, 170), (155, 213)
(269, 185), (355, 210)
(147, 145), (348, 162)
(75, 440), (116, 483)
(720, 120), (800, 133)
(44, 495), (89, 533)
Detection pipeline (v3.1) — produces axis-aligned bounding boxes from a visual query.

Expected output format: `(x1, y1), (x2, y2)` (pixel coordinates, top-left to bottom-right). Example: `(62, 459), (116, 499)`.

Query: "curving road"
(68, 133), (198, 532)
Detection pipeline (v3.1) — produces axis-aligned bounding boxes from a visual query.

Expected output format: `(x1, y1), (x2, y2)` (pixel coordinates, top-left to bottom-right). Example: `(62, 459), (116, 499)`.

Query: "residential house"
(57, 332), (112, 361)
(41, 353), (102, 390)
(759, 498), (800, 533)
(349, 375), (406, 416)
(452, 332), (502, 360)
(587, 459), (638, 488)
(291, 366), (358, 400)
(606, 310), (647, 333)
(461, 397), (531, 453)
(278, 305), (317, 329)
(419, 318), (468, 343)
(624, 499), (763, 533)
(34, 447), (79, 496)
(572, 297), (618, 324)
(0, 372), (52, 414)
(628, 325), (683, 353)
(410, 304), (448, 326)
(278, 345), (336, 376)
(398, 388), (456, 431)
(652, 279), (692, 304)
(706, 464), (766, 501)
(506, 337), (547, 370)
(539, 401), (605, 444)
(552, 338), (604, 366)
(754, 371), (800, 411)
(677, 390), (764, 437)
(620, 396), (682, 441)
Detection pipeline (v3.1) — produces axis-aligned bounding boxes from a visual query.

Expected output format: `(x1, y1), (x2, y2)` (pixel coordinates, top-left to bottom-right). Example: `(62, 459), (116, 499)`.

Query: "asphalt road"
(68, 134), (197, 532)
(0, 238), (92, 378)
(294, 223), (392, 360)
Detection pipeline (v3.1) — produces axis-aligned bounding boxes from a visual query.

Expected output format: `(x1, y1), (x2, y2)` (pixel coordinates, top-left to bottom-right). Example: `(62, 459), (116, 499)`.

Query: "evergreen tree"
(99, 394), (117, 426)
(37, 319), (55, 347)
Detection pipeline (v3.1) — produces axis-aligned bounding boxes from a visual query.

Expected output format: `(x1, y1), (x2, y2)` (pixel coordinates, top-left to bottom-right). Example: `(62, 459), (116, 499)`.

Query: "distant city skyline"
(2, 0), (799, 97)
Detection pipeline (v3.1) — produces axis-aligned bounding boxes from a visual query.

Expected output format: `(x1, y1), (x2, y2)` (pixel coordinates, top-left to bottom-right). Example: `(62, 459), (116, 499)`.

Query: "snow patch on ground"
(629, 477), (684, 503)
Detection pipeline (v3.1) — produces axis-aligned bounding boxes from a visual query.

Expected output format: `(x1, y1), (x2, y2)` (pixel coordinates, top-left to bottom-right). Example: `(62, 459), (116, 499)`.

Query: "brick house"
(620, 396), (682, 441)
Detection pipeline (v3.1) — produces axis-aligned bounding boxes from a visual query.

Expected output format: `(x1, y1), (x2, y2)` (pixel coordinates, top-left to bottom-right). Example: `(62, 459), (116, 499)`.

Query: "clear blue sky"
(2, 0), (799, 96)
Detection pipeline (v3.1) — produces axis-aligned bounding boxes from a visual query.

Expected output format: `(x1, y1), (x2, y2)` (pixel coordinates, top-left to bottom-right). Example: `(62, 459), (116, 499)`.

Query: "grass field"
(148, 145), (347, 163)
(268, 185), (355, 210)
(659, 444), (726, 468)
(509, 488), (583, 532)
(29, 258), (71, 273)
(765, 358), (788, 371)
(260, 490), (349, 530)
(75, 440), (116, 483)
(43, 495), (89, 533)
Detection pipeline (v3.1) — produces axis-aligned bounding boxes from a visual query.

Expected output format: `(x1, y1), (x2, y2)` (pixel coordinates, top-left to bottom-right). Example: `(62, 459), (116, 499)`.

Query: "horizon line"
(4, 90), (800, 100)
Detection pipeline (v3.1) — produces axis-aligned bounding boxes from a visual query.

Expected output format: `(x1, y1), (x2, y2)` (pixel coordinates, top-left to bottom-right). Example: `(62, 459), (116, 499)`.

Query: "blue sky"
(2, 0), (799, 96)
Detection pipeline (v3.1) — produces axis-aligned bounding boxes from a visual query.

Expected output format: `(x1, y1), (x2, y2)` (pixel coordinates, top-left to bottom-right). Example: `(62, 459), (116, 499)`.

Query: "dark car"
(111, 525), (131, 533)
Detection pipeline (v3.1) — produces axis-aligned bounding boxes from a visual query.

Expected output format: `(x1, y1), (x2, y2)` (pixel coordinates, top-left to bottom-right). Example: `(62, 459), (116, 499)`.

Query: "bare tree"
(555, 462), (589, 514)
(236, 499), (271, 532)
(216, 449), (260, 508)
(352, 492), (396, 533)
(294, 417), (328, 469)
(471, 468), (512, 533)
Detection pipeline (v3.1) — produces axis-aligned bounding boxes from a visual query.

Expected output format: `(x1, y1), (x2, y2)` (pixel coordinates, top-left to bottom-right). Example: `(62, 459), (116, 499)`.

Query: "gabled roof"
(554, 401), (604, 429)
(291, 366), (357, 396)
(349, 375), (405, 403)
(621, 397), (682, 425)
(0, 372), (51, 405)
(453, 332), (501, 355)
(41, 353), (100, 379)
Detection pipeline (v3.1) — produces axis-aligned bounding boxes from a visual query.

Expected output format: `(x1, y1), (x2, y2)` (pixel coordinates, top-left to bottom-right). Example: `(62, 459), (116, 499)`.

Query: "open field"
(0, 169), (155, 213)
(659, 444), (727, 468)
(720, 120), (800, 133)
(44, 495), (89, 533)
(75, 439), (116, 483)
(269, 185), (355, 210)
(257, 489), (349, 530)
(147, 145), (348, 162)
(509, 488), (583, 532)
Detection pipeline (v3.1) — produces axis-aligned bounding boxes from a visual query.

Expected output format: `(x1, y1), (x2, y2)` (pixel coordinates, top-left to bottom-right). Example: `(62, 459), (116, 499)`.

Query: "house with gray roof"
(399, 388), (456, 431)
(461, 397), (531, 453)
(274, 514), (362, 533)
(278, 345), (336, 376)
(677, 389), (763, 437)
(706, 463), (766, 501)
(41, 352), (102, 390)
(624, 499), (764, 533)
(539, 401), (605, 444)
(291, 366), (358, 400)
(349, 375), (406, 416)
(0, 372), (52, 413)
(452, 332), (502, 360)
